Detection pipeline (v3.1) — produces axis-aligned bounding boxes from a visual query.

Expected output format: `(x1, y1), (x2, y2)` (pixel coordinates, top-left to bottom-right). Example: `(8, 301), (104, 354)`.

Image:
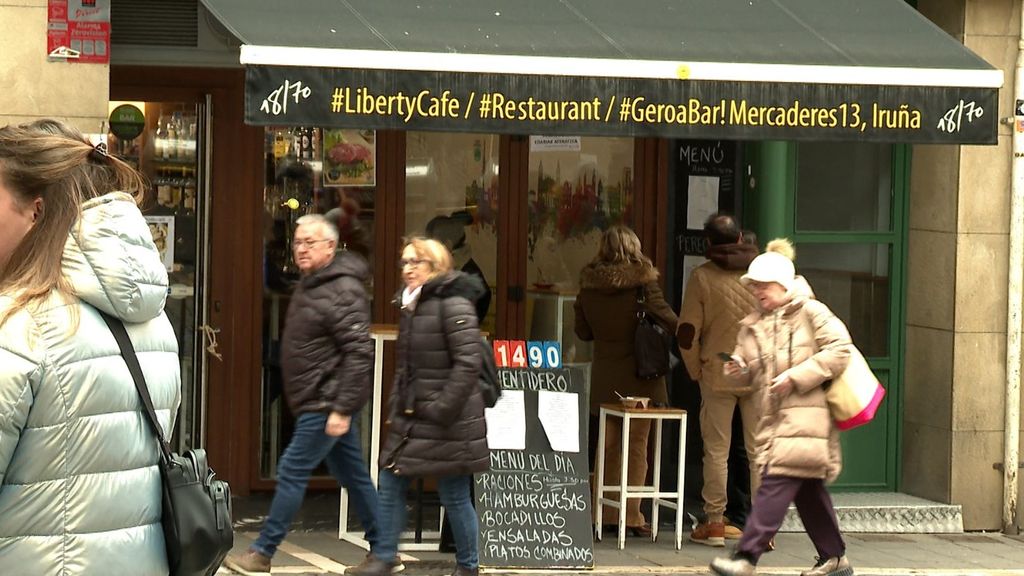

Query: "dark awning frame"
(205, 0), (1003, 144)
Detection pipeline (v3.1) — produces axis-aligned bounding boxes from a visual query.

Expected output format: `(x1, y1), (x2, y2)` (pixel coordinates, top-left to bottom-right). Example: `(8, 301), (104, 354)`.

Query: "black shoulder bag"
(633, 285), (672, 380)
(100, 312), (233, 576)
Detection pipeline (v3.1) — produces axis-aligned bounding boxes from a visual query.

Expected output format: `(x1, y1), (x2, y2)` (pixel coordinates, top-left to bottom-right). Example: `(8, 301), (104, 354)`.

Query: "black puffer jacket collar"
(303, 250), (369, 290)
(578, 260), (658, 292)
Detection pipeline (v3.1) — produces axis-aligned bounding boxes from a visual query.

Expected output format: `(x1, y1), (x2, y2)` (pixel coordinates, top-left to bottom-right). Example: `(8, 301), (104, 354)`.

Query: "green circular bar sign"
(109, 104), (145, 140)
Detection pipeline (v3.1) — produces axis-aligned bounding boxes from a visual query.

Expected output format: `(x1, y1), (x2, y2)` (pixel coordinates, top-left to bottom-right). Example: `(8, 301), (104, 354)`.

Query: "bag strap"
(635, 285), (649, 319)
(98, 310), (173, 461)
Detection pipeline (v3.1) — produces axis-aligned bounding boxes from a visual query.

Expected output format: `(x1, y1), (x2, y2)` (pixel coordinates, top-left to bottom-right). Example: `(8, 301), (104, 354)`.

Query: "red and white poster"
(47, 0), (110, 64)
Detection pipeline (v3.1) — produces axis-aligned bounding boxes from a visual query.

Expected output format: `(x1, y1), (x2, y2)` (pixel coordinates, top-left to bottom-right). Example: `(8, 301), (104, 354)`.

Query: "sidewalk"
(222, 494), (1024, 576)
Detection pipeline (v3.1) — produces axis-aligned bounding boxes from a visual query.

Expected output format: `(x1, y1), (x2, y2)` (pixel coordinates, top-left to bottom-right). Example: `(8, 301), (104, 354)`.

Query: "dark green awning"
(202, 0), (1002, 143)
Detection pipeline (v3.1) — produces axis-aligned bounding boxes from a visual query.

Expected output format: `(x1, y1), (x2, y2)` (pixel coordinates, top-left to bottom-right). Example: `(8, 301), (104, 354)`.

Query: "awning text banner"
(246, 65), (998, 144)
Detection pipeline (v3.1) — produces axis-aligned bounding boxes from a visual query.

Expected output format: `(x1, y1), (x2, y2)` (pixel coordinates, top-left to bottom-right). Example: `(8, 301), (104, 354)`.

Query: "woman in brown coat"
(574, 225), (678, 535)
(710, 239), (854, 576)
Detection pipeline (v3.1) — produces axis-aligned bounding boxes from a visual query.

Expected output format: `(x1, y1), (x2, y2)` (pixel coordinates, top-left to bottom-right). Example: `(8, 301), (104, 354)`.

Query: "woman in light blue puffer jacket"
(0, 120), (180, 575)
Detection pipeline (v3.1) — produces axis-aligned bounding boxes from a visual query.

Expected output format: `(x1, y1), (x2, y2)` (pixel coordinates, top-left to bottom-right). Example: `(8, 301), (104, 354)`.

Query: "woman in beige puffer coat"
(710, 240), (855, 576)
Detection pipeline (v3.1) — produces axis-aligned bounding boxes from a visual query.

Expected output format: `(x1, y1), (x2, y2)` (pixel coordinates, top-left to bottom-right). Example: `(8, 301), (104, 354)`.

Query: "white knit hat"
(741, 238), (796, 289)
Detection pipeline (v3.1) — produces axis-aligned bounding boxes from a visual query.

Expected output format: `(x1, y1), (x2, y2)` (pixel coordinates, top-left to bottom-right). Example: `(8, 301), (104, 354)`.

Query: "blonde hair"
(595, 225), (652, 267)
(0, 120), (146, 326)
(402, 236), (452, 280)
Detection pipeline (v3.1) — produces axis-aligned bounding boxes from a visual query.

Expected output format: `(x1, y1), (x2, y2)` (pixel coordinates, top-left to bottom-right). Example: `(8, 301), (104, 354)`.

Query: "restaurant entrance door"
(106, 94), (214, 456)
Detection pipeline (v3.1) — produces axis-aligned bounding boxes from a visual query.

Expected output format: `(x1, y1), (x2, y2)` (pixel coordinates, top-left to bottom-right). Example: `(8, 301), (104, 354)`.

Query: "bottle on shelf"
(301, 127), (312, 161)
(174, 112), (189, 160)
(154, 114), (167, 160)
(183, 180), (196, 215)
(291, 127), (302, 160)
(310, 127), (319, 162)
(166, 112), (180, 160)
(273, 130), (289, 159)
(186, 117), (198, 161)
(156, 166), (173, 209)
(172, 176), (183, 215)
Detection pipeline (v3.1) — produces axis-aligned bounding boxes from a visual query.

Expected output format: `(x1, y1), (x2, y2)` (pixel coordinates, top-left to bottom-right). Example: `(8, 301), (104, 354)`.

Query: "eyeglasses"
(294, 238), (332, 250)
(400, 258), (429, 268)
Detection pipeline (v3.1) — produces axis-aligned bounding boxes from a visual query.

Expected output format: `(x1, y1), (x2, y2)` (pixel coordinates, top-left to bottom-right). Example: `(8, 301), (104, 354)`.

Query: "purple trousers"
(737, 475), (845, 563)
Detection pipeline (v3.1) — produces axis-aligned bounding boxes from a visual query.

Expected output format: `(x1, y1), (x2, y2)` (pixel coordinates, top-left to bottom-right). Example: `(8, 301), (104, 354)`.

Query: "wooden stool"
(594, 403), (687, 550)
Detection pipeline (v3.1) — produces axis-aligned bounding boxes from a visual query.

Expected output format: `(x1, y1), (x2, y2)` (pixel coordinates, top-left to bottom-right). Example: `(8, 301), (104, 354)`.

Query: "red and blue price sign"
(494, 340), (561, 368)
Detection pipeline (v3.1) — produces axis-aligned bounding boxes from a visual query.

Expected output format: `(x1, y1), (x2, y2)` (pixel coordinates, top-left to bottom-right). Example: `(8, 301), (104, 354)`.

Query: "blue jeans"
(377, 469), (479, 569)
(252, 412), (379, 557)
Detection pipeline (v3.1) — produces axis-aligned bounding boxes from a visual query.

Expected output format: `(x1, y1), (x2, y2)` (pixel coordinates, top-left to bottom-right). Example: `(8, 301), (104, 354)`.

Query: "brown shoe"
(345, 554), (398, 576)
(224, 549), (271, 575)
(451, 566), (480, 576)
(627, 523), (654, 537)
(690, 521), (726, 547)
(720, 516), (745, 537)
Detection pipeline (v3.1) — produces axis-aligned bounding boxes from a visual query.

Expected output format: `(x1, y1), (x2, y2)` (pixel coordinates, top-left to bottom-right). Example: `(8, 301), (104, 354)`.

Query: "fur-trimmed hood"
(579, 261), (659, 291)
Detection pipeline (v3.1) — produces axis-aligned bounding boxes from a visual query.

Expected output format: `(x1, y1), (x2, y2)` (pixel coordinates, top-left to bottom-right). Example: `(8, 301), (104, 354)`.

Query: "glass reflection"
(526, 137), (634, 365)
(797, 243), (890, 357)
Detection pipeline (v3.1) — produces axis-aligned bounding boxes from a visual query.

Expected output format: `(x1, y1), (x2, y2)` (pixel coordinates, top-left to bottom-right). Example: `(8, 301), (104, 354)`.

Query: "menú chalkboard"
(474, 366), (594, 569)
(673, 139), (740, 295)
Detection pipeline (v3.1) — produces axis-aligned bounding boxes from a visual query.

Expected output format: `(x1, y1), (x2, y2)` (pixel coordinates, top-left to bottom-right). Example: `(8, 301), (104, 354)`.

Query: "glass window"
(259, 127), (378, 479)
(797, 243), (890, 357)
(525, 137), (634, 364)
(404, 132), (500, 335)
(796, 142), (892, 232)
(110, 101), (204, 453)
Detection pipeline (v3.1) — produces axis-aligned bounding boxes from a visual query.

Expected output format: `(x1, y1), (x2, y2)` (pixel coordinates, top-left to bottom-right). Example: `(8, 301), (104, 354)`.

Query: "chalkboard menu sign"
(474, 366), (594, 569)
(673, 139), (740, 296)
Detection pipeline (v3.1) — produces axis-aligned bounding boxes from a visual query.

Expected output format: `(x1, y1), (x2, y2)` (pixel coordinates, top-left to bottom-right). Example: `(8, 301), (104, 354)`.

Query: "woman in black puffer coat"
(349, 237), (486, 576)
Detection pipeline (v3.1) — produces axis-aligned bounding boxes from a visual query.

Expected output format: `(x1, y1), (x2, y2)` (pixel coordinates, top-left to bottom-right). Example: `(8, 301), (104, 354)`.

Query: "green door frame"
(743, 141), (908, 492)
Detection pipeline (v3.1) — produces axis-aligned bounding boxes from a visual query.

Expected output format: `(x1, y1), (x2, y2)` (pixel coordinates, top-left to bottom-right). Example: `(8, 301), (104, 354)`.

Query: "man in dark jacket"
(678, 213), (760, 547)
(227, 214), (380, 575)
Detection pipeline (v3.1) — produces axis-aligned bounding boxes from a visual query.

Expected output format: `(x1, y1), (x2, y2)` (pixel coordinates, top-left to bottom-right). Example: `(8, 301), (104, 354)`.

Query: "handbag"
(825, 344), (886, 431)
(478, 336), (502, 408)
(633, 286), (672, 380)
(100, 312), (234, 576)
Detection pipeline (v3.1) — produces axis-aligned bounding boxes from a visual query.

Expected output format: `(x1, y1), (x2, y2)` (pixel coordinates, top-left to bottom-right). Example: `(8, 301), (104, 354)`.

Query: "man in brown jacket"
(677, 213), (760, 546)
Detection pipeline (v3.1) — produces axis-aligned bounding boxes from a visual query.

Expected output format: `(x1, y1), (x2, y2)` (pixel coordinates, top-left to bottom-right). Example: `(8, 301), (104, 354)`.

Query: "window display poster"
(323, 129), (376, 187)
(145, 216), (175, 272)
(47, 1), (111, 64)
